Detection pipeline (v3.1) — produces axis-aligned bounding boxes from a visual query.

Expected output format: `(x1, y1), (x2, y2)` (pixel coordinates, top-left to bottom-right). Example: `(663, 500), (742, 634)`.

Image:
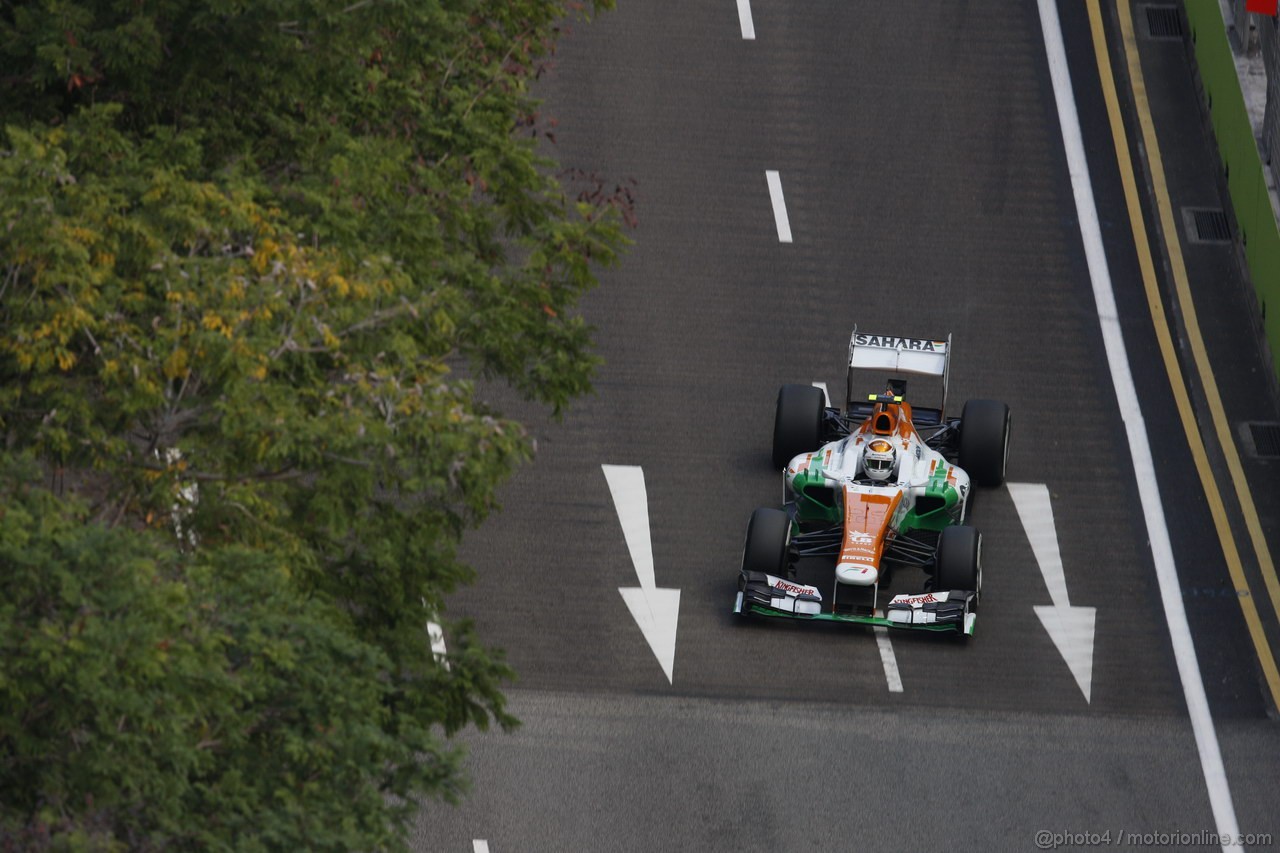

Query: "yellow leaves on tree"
(200, 312), (233, 340)
(0, 118), (412, 483)
(163, 347), (189, 381)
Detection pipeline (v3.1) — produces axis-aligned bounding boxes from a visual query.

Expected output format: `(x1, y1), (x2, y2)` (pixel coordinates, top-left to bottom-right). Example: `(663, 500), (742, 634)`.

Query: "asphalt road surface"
(412, 2), (1280, 850)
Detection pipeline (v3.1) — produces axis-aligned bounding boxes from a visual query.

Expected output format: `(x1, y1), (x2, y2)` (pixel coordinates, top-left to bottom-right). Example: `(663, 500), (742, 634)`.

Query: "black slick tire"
(958, 399), (1010, 488)
(934, 524), (981, 607)
(741, 507), (791, 576)
(773, 384), (825, 470)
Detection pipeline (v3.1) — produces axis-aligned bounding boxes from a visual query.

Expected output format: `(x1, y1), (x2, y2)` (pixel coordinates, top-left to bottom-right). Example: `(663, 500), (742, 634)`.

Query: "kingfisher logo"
(892, 592), (950, 607)
(847, 530), (875, 546)
(773, 579), (818, 597)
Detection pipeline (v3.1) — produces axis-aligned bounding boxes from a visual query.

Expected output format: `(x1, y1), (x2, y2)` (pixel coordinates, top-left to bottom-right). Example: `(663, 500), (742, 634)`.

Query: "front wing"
(735, 571), (977, 636)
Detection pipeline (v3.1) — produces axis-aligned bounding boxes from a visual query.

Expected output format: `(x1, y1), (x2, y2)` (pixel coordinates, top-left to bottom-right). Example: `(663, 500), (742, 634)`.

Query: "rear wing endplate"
(846, 327), (953, 417)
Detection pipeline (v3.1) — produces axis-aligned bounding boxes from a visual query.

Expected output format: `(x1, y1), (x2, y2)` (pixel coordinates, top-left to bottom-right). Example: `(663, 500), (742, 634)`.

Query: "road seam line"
(1043, 0), (1240, 845)
(765, 170), (793, 243)
(1113, 0), (1280, 709)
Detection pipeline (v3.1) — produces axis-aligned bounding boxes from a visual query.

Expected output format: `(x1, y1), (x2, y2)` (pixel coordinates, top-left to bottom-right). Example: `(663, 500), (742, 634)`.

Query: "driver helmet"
(863, 438), (896, 482)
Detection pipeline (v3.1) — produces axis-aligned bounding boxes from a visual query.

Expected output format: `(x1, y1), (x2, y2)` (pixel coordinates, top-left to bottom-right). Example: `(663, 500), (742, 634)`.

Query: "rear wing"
(845, 327), (953, 420)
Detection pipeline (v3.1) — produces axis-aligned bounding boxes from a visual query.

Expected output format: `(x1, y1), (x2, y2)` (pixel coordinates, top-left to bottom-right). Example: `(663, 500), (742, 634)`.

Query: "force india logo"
(854, 334), (943, 351)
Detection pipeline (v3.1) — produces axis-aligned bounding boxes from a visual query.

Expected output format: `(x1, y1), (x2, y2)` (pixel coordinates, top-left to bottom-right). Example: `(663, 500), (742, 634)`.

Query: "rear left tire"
(772, 384), (825, 470)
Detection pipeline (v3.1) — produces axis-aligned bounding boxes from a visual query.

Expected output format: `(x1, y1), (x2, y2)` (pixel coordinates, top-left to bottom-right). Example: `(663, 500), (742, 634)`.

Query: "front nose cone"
(836, 562), (878, 586)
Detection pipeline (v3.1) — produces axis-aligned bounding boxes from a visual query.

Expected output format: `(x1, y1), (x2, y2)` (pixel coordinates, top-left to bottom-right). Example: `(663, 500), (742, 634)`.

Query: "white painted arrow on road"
(1009, 482), (1097, 703)
(602, 464), (680, 683)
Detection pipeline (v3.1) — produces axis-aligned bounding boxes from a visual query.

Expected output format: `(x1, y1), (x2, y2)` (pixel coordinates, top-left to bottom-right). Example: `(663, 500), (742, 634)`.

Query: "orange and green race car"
(734, 328), (1010, 637)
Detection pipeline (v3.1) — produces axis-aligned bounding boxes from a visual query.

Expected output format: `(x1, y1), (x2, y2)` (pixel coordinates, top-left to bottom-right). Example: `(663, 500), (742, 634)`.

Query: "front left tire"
(741, 507), (792, 576)
(738, 507), (793, 619)
(934, 524), (982, 607)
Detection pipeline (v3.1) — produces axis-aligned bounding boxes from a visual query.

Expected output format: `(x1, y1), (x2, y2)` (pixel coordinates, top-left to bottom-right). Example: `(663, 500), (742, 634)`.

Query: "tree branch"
(134, 462), (302, 483)
(338, 298), (419, 337)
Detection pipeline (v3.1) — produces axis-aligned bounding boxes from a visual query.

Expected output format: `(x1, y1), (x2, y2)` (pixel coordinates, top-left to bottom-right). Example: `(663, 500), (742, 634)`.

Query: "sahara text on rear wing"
(846, 327), (953, 422)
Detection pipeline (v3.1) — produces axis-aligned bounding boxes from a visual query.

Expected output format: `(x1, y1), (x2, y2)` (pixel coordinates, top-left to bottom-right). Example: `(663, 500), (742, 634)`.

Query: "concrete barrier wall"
(1185, 0), (1280, 379)
(1262, 16), (1280, 165)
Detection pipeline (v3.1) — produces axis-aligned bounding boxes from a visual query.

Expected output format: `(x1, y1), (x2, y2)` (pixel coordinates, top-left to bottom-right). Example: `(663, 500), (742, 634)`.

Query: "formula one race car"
(733, 328), (1010, 636)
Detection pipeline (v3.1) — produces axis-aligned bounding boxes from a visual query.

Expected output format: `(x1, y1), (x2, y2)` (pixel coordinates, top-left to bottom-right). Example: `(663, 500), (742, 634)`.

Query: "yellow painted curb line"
(1087, 0), (1280, 710)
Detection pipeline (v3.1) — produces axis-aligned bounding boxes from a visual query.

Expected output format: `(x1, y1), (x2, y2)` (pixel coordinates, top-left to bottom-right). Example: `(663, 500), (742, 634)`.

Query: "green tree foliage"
(0, 456), (461, 850)
(0, 0), (626, 847)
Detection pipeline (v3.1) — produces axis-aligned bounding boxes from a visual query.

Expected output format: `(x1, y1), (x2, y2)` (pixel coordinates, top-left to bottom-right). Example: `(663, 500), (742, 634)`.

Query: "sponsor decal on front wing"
(768, 575), (822, 599)
(889, 591), (951, 608)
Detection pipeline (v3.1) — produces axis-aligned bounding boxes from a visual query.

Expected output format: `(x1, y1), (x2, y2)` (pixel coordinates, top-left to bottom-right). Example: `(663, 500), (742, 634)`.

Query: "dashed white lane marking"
(736, 0), (755, 39)
(811, 381), (831, 407)
(473, 842), (490, 853)
(428, 621), (448, 664)
(160, 448), (198, 548)
(873, 623), (904, 693)
(765, 170), (793, 243)
(1036, 0), (1239, 845)
(422, 597), (450, 670)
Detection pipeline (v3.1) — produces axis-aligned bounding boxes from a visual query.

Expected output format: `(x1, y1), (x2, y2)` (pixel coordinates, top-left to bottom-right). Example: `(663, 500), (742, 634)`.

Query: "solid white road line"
(1035, 0), (1240, 846)
(765, 170), (793, 243)
(736, 0), (755, 40)
(473, 841), (490, 853)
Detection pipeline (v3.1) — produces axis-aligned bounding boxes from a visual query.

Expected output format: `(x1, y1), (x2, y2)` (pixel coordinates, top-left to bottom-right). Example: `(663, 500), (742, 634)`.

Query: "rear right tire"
(958, 399), (1010, 487)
